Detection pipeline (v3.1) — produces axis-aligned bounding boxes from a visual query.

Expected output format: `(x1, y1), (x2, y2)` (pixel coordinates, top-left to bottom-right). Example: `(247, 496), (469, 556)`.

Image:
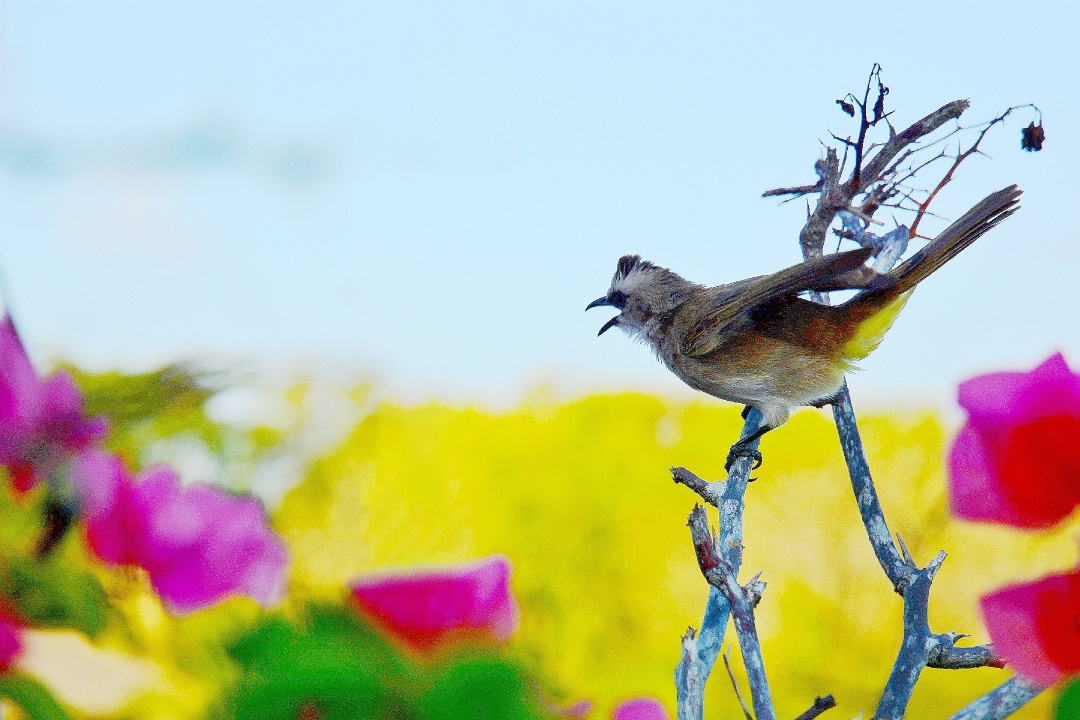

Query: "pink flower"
(0, 615), (22, 672)
(349, 555), (520, 654)
(611, 697), (670, 720)
(0, 315), (106, 492)
(947, 353), (1080, 528)
(73, 450), (289, 614)
(980, 569), (1080, 686)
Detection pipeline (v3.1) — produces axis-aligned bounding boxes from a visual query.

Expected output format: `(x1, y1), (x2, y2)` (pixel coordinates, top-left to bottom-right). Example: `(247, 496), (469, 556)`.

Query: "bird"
(587, 185), (1021, 470)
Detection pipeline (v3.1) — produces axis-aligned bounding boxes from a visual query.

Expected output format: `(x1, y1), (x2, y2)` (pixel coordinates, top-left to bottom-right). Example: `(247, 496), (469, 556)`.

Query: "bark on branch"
(687, 504), (776, 720)
(674, 410), (764, 720)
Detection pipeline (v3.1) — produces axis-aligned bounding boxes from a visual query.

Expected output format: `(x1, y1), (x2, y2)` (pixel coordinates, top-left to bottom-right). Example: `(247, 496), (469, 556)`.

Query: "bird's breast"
(662, 332), (846, 412)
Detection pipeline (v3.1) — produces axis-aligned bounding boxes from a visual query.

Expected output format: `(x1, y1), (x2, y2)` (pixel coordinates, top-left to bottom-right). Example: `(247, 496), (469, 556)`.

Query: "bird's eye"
(609, 290), (629, 309)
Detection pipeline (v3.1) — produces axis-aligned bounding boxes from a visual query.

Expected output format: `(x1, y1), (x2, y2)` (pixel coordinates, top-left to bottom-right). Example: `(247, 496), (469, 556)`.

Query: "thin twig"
(672, 466), (725, 508)
(763, 182), (823, 198)
(793, 695), (837, 720)
(907, 107), (1026, 237)
(859, 100), (969, 191)
(723, 644), (755, 720)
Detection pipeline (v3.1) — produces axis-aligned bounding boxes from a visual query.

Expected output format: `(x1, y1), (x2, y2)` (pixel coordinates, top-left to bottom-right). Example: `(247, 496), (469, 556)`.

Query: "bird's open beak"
(587, 297), (620, 336)
(597, 315), (620, 336)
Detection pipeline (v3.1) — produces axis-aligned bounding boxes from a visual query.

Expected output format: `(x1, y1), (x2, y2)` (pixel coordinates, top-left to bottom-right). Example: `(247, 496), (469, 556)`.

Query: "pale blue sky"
(0, 1), (1077, 408)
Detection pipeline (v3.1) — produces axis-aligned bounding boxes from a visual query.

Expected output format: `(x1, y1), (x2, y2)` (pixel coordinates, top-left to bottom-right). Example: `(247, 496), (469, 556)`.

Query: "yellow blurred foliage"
(275, 392), (1077, 719)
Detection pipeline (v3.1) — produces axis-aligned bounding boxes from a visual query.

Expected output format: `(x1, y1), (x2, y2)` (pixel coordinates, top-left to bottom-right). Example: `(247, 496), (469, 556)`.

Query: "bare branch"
(946, 676), (1045, 720)
(676, 628), (706, 720)
(907, 107), (1018, 237)
(674, 409), (765, 719)
(794, 695), (837, 720)
(831, 388), (910, 592)
(763, 182), (823, 198)
(874, 551), (948, 719)
(688, 505), (776, 720)
(798, 147), (842, 259)
(672, 466), (725, 508)
(723, 644), (755, 720)
(859, 99), (969, 190)
(927, 637), (1004, 670)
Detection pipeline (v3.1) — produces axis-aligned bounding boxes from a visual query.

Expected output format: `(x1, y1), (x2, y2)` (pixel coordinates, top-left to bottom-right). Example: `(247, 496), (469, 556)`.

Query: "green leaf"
(0, 675), (73, 720)
(229, 605), (418, 720)
(64, 363), (227, 460)
(1058, 677), (1080, 720)
(420, 658), (543, 720)
(0, 555), (109, 638)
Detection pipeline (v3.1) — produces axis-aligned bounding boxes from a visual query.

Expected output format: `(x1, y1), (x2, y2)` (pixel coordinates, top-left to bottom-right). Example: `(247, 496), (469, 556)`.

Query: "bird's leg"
(724, 423), (771, 472)
(740, 404), (753, 420)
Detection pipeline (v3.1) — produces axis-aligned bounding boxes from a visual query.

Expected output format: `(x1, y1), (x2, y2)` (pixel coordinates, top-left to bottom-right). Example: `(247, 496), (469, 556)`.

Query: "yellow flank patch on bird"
(842, 289), (914, 364)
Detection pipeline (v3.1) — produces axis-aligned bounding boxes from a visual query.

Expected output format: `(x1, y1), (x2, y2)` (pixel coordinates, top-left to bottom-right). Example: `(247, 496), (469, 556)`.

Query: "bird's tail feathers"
(885, 185), (1021, 295)
(836, 185), (1020, 363)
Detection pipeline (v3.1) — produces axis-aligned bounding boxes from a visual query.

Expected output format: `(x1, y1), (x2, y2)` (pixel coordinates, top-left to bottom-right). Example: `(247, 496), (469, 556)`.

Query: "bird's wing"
(680, 247), (874, 357)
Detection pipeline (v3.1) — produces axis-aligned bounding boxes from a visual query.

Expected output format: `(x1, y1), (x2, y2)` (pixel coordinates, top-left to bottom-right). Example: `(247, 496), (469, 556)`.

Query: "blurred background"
(0, 1), (1077, 718)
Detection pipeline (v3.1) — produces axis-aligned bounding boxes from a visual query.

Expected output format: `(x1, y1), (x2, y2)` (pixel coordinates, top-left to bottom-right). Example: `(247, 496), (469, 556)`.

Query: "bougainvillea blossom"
(0, 315), (106, 492)
(980, 569), (1080, 686)
(349, 554), (519, 653)
(0, 616), (22, 672)
(611, 697), (671, 720)
(73, 450), (288, 614)
(948, 353), (1080, 528)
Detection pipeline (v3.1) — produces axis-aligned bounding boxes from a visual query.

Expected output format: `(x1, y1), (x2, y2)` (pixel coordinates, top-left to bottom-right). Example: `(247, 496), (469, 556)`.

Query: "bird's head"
(586, 255), (697, 338)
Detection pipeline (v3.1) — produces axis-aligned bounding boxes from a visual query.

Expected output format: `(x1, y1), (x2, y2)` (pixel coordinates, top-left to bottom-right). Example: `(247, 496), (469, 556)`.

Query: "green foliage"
(64, 363), (227, 463)
(1059, 679), (1080, 720)
(0, 554), (108, 639)
(420, 658), (543, 720)
(0, 478), (110, 639)
(0, 675), (73, 720)
(227, 604), (548, 720)
(229, 605), (410, 720)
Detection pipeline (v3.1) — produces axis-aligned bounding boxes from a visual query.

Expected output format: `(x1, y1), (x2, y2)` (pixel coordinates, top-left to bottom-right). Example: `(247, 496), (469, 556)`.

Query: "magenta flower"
(0, 615), (22, 672)
(611, 697), (670, 720)
(349, 555), (520, 654)
(980, 569), (1080, 686)
(73, 450), (289, 614)
(947, 353), (1080, 528)
(0, 315), (106, 492)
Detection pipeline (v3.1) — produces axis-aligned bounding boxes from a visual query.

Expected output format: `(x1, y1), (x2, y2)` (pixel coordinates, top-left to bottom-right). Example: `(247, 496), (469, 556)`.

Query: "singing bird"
(587, 185), (1021, 468)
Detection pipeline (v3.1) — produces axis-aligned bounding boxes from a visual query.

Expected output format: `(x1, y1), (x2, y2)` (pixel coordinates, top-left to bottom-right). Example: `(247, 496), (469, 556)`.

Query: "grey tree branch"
(672, 466), (725, 508)
(802, 182), (1021, 718)
(762, 182), (823, 198)
(688, 504), (776, 720)
(830, 385), (910, 591)
(927, 635), (1003, 670)
(946, 677), (1047, 720)
(874, 550), (947, 718)
(674, 410), (764, 720)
